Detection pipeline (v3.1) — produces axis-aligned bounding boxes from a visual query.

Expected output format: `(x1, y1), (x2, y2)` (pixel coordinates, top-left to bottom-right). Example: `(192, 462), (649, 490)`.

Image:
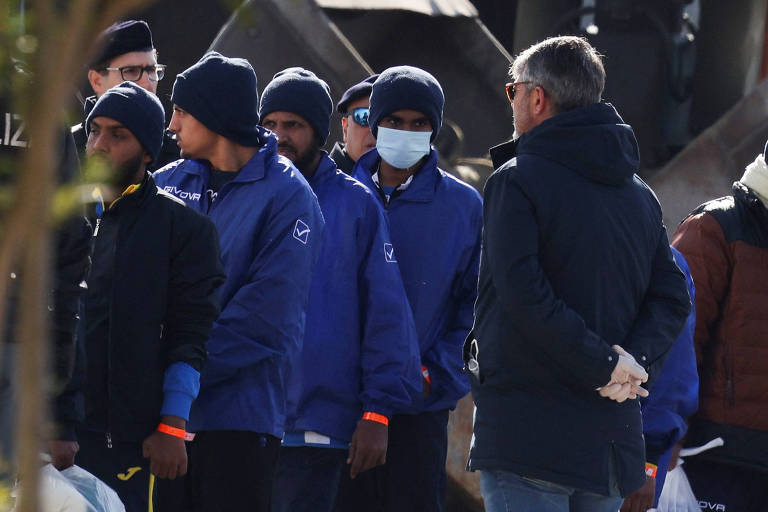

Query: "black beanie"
(86, 81), (165, 163)
(369, 66), (444, 142)
(90, 20), (154, 68)
(259, 67), (333, 145)
(336, 74), (379, 113)
(171, 52), (262, 147)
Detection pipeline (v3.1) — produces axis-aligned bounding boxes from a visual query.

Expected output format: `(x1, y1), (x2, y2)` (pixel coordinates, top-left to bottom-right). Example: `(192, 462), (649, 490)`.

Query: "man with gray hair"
(464, 36), (690, 511)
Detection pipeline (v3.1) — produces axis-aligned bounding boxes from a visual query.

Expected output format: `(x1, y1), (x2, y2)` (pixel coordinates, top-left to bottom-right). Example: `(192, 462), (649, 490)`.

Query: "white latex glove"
(597, 345), (649, 402)
(610, 345), (648, 384)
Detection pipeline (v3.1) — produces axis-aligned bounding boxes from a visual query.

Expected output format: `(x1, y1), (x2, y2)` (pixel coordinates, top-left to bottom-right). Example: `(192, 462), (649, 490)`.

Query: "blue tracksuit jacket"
(286, 152), (422, 442)
(353, 148), (482, 413)
(642, 246), (699, 504)
(153, 130), (324, 437)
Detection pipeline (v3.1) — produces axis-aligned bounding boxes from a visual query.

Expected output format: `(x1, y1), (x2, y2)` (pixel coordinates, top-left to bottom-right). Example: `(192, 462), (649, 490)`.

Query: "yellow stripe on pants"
(148, 474), (155, 512)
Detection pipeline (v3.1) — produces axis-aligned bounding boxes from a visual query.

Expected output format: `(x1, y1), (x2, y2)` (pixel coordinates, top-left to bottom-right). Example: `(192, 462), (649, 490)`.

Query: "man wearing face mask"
(330, 74), (378, 174)
(339, 66), (482, 512)
(258, 67), (421, 512)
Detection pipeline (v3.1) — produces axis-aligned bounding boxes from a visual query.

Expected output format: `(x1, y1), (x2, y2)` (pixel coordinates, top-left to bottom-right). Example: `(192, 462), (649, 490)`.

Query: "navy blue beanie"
(85, 81), (165, 163)
(336, 74), (379, 113)
(90, 20), (154, 68)
(259, 67), (333, 145)
(172, 52), (262, 147)
(369, 66), (444, 142)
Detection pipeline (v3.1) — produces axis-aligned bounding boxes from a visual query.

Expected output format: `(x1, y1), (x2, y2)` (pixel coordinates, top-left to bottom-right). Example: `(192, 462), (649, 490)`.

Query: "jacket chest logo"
(163, 185), (201, 202)
(384, 243), (397, 263)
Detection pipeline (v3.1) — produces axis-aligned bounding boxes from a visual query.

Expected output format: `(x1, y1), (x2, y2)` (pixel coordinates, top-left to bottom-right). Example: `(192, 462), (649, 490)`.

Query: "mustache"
(278, 143), (297, 153)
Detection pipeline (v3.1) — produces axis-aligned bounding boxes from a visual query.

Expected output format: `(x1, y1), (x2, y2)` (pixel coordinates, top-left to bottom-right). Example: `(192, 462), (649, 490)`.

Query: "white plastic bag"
(59, 465), (125, 512)
(17, 464), (91, 512)
(655, 460), (700, 512)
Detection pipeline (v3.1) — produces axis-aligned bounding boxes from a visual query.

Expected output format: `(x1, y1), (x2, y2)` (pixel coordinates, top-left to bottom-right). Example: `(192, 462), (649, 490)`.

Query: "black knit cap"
(85, 81), (165, 163)
(259, 67), (334, 145)
(171, 52), (263, 147)
(369, 66), (444, 142)
(90, 20), (154, 68)
(336, 74), (379, 114)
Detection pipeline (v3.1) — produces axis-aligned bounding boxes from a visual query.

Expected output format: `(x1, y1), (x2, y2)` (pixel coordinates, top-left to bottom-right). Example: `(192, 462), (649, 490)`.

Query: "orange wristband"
(645, 462), (658, 478)
(421, 365), (431, 385)
(157, 423), (195, 441)
(362, 412), (389, 426)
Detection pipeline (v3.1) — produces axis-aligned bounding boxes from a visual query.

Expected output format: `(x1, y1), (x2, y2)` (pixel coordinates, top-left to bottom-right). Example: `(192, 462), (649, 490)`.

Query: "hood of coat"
(493, 102), (640, 186)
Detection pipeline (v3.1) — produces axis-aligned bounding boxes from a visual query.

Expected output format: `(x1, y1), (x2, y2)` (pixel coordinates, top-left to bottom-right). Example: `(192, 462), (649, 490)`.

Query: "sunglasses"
(346, 107), (370, 127)
(505, 81), (531, 103)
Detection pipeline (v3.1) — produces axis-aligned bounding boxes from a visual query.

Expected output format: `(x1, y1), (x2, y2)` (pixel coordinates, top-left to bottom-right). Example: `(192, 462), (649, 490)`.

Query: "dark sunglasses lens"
(352, 108), (369, 127)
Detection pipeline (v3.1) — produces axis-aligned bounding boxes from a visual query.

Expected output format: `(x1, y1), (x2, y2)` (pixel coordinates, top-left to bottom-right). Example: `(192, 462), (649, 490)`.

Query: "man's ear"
(532, 86), (556, 119)
(143, 152), (152, 165)
(341, 116), (349, 143)
(88, 69), (104, 96)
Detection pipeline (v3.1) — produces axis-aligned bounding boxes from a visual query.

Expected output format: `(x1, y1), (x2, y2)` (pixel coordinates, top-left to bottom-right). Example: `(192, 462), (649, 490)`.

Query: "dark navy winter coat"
(642, 246), (698, 505)
(286, 153), (422, 442)
(466, 103), (691, 497)
(153, 131), (324, 438)
(354, 148), (482, 413)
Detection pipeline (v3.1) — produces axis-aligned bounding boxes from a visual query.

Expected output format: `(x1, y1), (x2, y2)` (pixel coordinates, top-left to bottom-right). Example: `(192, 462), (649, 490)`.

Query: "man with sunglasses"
(258, 67), (421, 512)
(330, 74), (378, 174)
(72, 20), (179, 170)
(465, 36), (690, 512)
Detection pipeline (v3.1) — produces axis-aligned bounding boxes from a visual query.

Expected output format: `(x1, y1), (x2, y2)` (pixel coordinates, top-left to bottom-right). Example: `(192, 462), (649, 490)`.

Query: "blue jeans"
(481, 470), (624, 512)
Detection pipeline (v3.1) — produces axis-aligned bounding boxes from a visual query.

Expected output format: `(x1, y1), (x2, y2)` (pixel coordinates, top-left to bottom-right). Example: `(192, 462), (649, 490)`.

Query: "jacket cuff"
(160, 362), (200, 421)
(645, 445), (665, 466)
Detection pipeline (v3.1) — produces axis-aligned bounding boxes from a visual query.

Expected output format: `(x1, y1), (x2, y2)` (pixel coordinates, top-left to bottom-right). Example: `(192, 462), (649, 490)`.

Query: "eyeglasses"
(345, 107), (370, 127)
(103, 64), (167, 82)
(505, 81), (531, 103)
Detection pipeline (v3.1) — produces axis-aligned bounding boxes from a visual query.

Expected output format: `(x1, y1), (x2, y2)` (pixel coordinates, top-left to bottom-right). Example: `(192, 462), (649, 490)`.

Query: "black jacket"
(0, 104), (91, 437)
(80, 173), (225, 442)
(329, 142), (356, 175)
(466, 103), (690, 497)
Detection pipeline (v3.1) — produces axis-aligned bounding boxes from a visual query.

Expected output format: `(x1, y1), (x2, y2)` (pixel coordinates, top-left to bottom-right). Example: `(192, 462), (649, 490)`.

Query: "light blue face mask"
(376, 126), (432, 169)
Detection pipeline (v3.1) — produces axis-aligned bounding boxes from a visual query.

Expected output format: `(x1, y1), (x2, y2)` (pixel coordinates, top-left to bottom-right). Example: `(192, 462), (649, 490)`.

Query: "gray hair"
(510, 36), (605, 114)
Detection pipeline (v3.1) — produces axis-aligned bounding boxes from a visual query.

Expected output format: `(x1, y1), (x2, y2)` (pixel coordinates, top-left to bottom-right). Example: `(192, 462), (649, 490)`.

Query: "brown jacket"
(672, 182), (768, 469)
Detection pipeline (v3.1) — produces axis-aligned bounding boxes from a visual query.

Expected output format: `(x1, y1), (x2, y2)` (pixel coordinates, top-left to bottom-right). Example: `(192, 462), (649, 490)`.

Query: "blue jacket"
(642, 246), (698, 505)
(287, 153), (422, 442)
(466, 103), (691, 497)
(353, 148), (482, 413)
(153, 130), (324, 437)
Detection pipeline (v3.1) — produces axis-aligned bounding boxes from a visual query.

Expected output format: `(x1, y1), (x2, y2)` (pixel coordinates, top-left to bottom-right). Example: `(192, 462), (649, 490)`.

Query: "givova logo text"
(163, 186), (201, 201)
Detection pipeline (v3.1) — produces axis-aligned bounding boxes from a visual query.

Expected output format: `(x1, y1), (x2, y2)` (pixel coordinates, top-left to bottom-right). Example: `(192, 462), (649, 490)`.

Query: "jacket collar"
(83, 95), (97, 119)
(355, 147), (439, 203)
(329, 142), (355, 174)
(307, 151), (338, 188)
(734, 181), (768, 227)
(107, 172), (155, 213)
(178, 128), (278, 184)
(489, 139), (519, 169)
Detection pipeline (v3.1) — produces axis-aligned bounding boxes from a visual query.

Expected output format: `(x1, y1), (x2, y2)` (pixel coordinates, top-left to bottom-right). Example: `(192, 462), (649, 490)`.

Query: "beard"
(111, 151), (146, 191)
(280, 142), (320, 173)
